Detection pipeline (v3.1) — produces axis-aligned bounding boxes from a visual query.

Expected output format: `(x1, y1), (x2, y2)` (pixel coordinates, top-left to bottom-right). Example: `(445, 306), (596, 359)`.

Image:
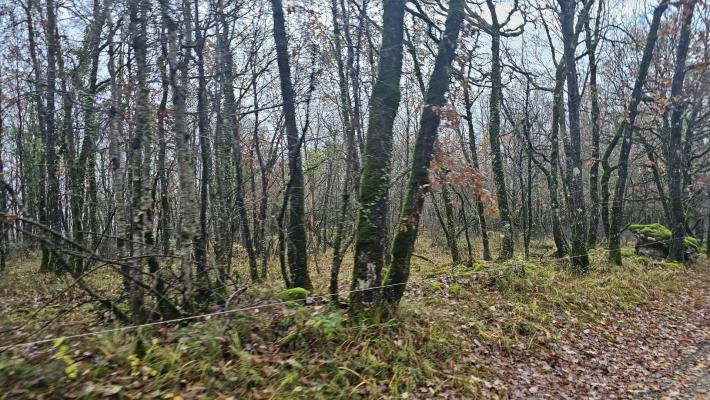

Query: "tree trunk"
(600, 126), (622, 239)
(522, 80), (533, 258)
(642, 140), (672, 225)
(559, 0), (589, 271)
(487, 28), (514, 261)
(329, 0), (359, 303)
(380, 0), (465, 313)
(270, 0), (312, 290)
(44, 0), (65, 273)
(213, 0), (236, 290)
(218, 0), (259, 284)
(0, 85), (6, 271)
(462, 73), (491, 261)
(585, 3), (602, 249)
(668, 0), (696, 261)
(349, 0), (406, 317)
(194, 0), (212, 293)
(23, 0), (49, 264)
(157, 27), (171, 255)
(107, 14), (128, 291)
(441, 177), (460, 264)
(607, 0), (668, 265)
(68, 0), (108, 273)
(128, 0), (155, 322)
(161, 0), (200, 299)
(524, 144), (533, 259)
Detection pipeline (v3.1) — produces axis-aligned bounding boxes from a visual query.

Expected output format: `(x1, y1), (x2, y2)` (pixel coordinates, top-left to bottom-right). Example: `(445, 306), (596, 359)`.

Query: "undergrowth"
(0, 246), (705, 399)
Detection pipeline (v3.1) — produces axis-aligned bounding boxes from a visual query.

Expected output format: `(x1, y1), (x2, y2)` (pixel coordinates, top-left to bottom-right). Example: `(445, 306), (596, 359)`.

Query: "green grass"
(0, 243), (706, 399)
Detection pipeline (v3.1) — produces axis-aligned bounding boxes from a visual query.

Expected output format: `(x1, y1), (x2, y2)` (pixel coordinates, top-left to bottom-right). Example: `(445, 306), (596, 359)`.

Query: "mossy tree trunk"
(667, 0), (696, 262)
(380, 0), (465, 314)
(607, 0), (668, 265)
(271, 0), (312, 290)
(559, 0), (590, 272)
(487, 26), (514, 261)
(350, 0), (406, 317)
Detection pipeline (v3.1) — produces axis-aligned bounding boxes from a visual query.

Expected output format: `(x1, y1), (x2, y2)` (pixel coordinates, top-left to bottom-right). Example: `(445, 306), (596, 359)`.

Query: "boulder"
(628, 223), (698, 261)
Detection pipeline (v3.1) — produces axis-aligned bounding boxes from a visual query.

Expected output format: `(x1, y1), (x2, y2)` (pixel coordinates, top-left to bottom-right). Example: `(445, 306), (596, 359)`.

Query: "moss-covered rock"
(628, 223), (698, 261)
(277, 288), (309, 302)
(628, 223), (671, 241)
(684, 236), (700, 251)
(620, 247), (636, 257)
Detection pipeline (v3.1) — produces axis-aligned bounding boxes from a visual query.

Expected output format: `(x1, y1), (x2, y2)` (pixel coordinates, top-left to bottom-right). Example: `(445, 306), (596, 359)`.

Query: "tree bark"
(106, 13), (128, 291)
(486, 9), (514, 260)
(329, 0), (359, 303)
(559, 0), (589, 271)
(128, 0), (159, 321)
(44, 0), (65, 273)
(585, 2), (602, 248)
(194, 0), (211, 293)
(270, 0), (312, 290)
(0, 85), (6, 271)
(160, 0), (200, 299)
(441, 176), (460, 264)
(213, 0), (236, 289)
(157, 27), (171, 255)
(380, 0), (465, 313)
(668, 0), (696, 262)
(349, 0), (406, 317)
(462, 73), (491, 261)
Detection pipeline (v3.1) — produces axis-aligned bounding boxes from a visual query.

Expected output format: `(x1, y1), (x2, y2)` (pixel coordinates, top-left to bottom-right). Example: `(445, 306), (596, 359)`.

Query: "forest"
(0, 0), (708, 397)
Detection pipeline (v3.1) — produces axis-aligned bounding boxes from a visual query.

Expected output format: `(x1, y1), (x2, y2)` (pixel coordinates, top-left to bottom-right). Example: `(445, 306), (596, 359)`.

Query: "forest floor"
(0, 243), (708, 399)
